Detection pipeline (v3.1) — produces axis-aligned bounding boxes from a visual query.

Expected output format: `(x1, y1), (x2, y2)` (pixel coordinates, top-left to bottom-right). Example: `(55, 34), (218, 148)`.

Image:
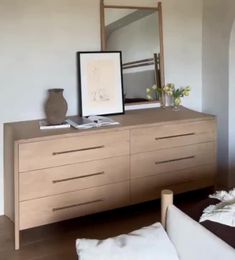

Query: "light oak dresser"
(4, 107), (217, 249)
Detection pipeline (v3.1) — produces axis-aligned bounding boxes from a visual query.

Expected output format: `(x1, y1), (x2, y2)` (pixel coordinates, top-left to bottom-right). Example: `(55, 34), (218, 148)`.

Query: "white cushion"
(167, 205), (235, 260)
(76, 222), (180, 260)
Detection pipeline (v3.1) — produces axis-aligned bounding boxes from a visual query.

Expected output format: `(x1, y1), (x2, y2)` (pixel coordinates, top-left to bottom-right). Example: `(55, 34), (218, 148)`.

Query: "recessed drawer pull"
(52, 199), (104, 212)
(52, 171), (105, 184)
(155, 155), (195, 165)
(155, 133), (195, 141)
(52, 145), (105, 156)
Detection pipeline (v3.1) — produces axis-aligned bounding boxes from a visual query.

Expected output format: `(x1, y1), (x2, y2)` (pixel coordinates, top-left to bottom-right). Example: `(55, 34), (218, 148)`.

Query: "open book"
(66, 115), (119, 129)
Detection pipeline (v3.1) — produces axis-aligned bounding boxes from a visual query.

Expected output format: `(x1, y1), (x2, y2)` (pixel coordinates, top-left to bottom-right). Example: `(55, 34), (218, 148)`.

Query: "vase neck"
(48, 89), (64, 96)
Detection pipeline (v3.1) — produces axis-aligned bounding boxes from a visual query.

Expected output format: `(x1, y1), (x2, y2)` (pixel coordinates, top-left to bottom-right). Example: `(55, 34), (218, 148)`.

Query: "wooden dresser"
(4, 107), (217, 249)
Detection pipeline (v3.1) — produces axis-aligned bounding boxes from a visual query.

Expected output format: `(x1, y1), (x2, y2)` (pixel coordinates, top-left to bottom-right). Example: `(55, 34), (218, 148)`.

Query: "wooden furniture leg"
(161, 189), (173, 229)
(15, 226), (20, 250)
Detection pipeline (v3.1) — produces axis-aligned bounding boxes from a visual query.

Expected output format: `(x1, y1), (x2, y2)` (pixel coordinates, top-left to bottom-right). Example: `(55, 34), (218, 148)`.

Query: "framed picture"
(77, 51), (125, 117)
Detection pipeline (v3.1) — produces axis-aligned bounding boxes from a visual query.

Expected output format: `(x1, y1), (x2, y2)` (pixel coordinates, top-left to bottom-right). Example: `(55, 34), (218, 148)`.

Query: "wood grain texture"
(131, 119), (216, 154)
(131, 143), (216, 178)
(19, 130), (129, 172)
(19, 156), (129, 201)
(4, 124), (14, 222)
(130, 165), (215, 204)
(3, 107), (215, 142)
(103, 5), (158, 10)
(158, 2), (165, 86)
(3, 107), (217, 250)
(14, 142), (20, 250)
(100, 0), (106, 50)
(19, 181), (129, 230)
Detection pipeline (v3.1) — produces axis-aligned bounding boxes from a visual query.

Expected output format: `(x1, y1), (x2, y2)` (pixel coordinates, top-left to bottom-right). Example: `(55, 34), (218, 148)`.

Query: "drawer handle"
(155, 155), (195, 165)
(52, 145), (105, 156)
(52, 171), (105, 184)
(52, 199), (104, 212)
(155, 133), (195, 141)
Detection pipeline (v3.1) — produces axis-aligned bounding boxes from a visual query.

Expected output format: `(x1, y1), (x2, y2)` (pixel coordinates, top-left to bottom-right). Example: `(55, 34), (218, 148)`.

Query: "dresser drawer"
(19, 181), (129, 230)
(131, 142), (216, 178)
(131, 165), (215, 203)
(19, 156), (129, 201)
(18, 130), (129, 172)
(131, 120), (216, 154)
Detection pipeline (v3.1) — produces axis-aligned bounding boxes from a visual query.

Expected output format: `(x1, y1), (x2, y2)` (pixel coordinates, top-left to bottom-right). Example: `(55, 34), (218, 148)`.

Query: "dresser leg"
(15, 227), (20, 250)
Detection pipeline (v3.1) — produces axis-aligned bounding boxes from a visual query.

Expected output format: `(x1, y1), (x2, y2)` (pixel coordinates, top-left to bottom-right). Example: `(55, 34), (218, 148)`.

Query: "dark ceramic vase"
(45, 88), (68, 125)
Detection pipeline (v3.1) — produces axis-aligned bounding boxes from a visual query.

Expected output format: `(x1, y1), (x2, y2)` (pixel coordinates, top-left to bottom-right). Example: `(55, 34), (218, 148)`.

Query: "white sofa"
(162, 190), (235, 260)
(76, 190), (235, 259)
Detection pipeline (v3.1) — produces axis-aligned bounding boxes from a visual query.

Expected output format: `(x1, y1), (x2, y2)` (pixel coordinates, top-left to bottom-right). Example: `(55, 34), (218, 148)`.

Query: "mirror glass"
(104, 7), (162, 104)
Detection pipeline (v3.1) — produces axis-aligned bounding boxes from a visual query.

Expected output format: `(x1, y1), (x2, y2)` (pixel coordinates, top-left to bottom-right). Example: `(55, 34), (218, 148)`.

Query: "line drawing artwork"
(78, 52), (124, 116)
(87, 59), (115, 106)
(91, 66), (110, 102)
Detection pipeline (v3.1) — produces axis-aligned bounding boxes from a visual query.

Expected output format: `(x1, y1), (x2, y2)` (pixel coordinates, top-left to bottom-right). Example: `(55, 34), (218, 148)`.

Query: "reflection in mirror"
(101, 3), (164, 105)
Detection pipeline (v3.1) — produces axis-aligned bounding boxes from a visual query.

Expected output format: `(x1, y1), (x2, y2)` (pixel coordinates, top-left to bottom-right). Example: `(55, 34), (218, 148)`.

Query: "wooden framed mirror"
(100, 1), (165, 107)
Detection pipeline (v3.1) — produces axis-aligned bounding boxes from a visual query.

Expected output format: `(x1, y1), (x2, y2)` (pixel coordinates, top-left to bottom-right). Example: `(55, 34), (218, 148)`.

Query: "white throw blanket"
(199, 188), (235, 227)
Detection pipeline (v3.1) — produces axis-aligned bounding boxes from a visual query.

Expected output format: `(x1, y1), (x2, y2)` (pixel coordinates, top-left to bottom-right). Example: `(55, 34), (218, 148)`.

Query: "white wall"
(229, 21), (235, 186)
(162, 0), (203, 111)
(0, 0), (100, 216)
(0, 0), (203, 215)
(202, 0), (235, 186)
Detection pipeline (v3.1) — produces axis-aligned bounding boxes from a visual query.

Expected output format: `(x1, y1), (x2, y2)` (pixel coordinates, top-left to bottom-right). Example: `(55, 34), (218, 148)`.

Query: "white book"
(39, 120), (70, 130)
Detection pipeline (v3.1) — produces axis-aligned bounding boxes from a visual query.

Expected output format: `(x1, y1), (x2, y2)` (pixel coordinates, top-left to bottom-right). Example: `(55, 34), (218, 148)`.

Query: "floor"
(0, 189), (211, 260)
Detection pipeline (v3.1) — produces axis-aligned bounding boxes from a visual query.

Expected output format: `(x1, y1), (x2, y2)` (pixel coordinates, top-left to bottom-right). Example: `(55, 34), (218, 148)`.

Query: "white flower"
(163, 85), (173, 96)
(182, 86), (191, 96)
(174, 97), (181, 105)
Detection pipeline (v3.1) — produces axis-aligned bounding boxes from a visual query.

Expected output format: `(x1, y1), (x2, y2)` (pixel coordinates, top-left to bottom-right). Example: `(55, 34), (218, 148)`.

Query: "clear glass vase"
(172, 97), (181, 111)
(159, 93), (166, 108)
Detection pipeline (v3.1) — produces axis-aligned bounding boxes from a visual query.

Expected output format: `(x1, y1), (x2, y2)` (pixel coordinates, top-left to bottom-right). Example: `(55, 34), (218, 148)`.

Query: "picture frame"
(77, 51), (125, 117)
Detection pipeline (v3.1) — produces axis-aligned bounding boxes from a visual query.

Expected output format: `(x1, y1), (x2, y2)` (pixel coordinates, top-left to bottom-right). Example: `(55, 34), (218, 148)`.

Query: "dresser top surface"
(5, 106), (215, 142)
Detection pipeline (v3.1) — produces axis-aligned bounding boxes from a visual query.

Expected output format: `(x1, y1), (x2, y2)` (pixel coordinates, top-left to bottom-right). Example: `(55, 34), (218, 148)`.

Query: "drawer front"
(131, 120), (216, 154)
(20, 156), (129, 201)
(131, 142), (216, 178)
(131, 165), (215, 203)
(19, 130), (129, 172)
(19, 181), (129, 230)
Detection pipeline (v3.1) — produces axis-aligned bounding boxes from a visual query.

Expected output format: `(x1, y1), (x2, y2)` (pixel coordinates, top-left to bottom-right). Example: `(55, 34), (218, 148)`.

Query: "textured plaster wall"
(202, 0), (235, 186)
(229, 21), (235, 186)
